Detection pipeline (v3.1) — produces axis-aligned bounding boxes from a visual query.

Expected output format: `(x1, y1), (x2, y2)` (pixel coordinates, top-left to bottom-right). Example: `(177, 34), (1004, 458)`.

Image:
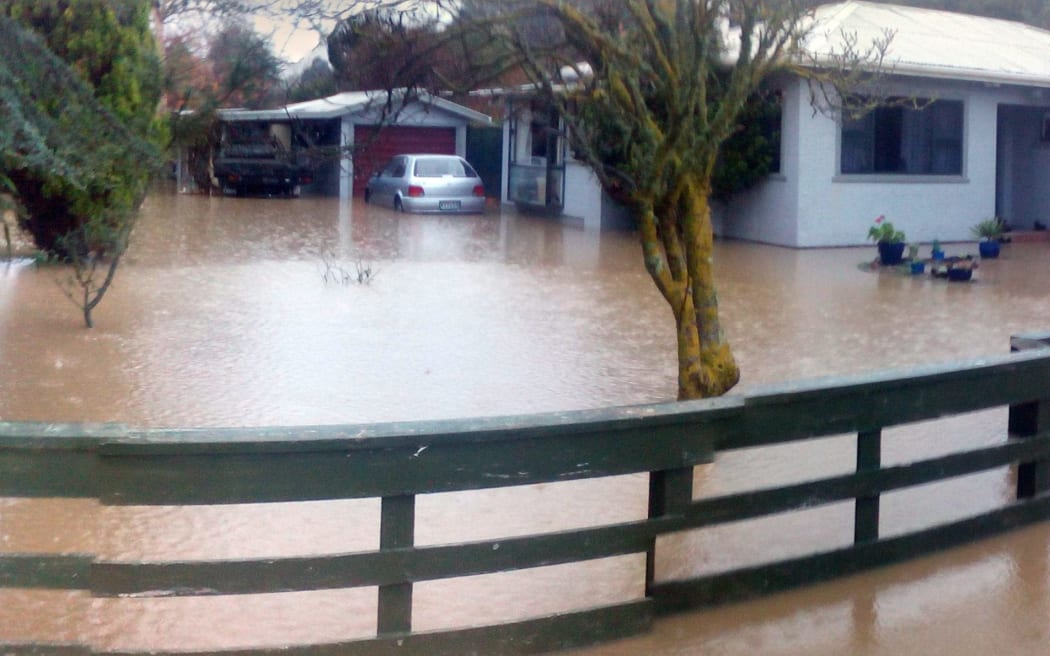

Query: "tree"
(1, 0), (163, 254)
(0, 1), (162, 327)
(327, 6), (467, 93)
(162, 17), (286, 193)
(446, 1), (828, 398)
(206, 19), (286, 109)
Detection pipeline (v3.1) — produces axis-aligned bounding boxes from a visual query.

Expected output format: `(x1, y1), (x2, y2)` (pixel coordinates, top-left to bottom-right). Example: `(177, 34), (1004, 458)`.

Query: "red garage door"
(353, 126), (457, 196)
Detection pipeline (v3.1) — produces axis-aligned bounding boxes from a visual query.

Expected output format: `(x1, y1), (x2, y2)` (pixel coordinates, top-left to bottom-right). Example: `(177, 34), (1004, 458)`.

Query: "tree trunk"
(637, 183), (739, 401)
(681, 184), (739, 399)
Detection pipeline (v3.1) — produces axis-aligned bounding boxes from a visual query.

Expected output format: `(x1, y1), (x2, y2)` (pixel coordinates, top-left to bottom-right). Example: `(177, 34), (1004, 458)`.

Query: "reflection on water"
(2, 190), (1050, 652)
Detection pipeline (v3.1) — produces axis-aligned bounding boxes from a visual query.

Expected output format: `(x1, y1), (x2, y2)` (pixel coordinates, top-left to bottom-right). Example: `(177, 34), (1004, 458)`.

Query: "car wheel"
(394, 196), (403, 212)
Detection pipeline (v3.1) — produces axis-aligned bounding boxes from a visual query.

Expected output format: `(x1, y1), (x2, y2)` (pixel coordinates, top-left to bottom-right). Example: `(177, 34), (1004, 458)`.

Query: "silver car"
(364, 154), (487, 213)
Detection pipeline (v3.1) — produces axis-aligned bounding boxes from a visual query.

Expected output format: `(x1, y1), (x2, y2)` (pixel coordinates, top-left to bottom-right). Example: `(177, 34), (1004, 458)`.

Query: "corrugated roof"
(806, 1), (1050, 87)
(219, 90), (491, 123)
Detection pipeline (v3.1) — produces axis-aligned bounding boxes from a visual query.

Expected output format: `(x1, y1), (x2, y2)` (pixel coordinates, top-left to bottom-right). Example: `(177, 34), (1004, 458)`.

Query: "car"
(364, 154), (486, 213)
(213, 121), (318, 198)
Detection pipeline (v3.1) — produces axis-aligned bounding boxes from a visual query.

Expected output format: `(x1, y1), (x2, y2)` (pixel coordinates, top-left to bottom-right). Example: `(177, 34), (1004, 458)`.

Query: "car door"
(371, 156), (407, 207)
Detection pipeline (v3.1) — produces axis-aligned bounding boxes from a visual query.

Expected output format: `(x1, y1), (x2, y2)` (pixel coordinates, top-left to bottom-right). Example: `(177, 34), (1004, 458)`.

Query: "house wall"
(721, 77), (803, 245)
(562, 163), (603, 229)
(726, 77), (1025, 247)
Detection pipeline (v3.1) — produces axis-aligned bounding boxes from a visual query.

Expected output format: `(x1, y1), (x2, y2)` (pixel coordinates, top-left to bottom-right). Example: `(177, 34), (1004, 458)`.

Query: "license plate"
(439, 200), (461, 210)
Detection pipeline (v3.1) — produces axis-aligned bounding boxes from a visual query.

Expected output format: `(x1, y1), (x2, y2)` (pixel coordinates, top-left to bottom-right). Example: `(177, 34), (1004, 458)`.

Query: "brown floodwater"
(2, 188), (1049, 653)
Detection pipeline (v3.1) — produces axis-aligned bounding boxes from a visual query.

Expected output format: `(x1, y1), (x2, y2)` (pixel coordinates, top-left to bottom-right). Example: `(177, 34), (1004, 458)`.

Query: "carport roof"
(219, 90), (491, 123)
(806, 1), (1050, 88)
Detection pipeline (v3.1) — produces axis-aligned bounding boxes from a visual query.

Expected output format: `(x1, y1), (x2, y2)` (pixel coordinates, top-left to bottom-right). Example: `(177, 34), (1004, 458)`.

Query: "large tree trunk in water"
(637, 184), (740, 401)
(680, 184), (739, 399)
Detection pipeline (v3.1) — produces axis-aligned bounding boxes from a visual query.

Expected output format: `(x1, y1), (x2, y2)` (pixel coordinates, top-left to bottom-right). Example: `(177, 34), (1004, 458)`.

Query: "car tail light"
(408, 185), (425, 197)
(472, 185), (485, 197)
(227, 174), (240, 182)
(300, 175), (313, 185)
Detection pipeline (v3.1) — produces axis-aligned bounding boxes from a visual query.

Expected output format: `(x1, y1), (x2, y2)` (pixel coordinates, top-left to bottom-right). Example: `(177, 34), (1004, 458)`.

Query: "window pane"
(415, 157), (466, 178)
(841, 98), (963, 175)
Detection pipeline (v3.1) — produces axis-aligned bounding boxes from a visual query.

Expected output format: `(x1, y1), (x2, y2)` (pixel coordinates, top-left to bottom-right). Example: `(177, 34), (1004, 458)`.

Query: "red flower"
(874, 215), (885, 223)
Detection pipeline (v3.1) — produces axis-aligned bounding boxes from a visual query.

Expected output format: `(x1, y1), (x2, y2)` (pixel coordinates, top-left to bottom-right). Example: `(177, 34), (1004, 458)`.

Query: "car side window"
(382, 157), (406, 178)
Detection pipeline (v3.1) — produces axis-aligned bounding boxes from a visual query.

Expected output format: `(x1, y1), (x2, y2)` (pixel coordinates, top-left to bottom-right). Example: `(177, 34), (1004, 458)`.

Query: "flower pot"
(978, 240), (1000, 259)
(910, 261), (925, 275)
(947, 267), (973, 282)
(878, 241), (906, 265)
(931, 249), (945, 261)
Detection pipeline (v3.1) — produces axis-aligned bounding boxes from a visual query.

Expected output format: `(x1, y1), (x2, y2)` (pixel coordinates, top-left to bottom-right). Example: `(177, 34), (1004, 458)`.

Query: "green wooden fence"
(3, 333), (1050, 654)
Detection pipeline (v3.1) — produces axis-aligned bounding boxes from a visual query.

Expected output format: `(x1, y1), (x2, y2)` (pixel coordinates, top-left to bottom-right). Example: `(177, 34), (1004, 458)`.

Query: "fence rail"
(4, 333), (1050, 654)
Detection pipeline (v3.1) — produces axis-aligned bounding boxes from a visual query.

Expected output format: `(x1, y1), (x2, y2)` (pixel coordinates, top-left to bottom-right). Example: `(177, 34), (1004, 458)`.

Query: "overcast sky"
(252, 14), (326, 63)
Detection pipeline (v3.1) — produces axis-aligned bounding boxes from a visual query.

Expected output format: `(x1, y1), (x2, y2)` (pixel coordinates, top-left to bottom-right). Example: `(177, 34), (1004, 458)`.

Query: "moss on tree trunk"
(639, 180), (739, 401)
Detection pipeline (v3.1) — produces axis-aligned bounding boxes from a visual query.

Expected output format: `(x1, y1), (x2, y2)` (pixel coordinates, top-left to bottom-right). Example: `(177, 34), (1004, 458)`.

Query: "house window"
(840, 98), (963, 175)
(762, 91), (782, 174)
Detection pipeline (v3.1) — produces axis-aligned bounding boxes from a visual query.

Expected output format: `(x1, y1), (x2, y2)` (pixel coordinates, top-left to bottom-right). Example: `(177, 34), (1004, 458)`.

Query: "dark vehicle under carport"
(213, 122), (317, 197)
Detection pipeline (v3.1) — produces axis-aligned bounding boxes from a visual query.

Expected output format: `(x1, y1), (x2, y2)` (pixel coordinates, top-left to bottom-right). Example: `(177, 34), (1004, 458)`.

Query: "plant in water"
(53, 217), (133, 329)
(867, 215), (906, 243)
(321, 251), (377, 285)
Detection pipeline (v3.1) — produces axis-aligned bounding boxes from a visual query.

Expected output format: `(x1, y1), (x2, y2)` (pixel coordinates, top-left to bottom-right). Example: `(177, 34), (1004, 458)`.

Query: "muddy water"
(2, 189), (1050, 653)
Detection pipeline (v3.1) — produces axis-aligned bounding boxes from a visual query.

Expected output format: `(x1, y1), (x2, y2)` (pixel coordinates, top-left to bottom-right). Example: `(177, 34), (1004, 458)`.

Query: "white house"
(501, 1), (1050, 246)
(215, 90), (491, 198)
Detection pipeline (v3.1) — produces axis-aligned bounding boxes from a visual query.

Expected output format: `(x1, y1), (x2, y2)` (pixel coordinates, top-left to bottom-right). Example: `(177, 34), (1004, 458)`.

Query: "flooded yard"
(2, 189), (1050, 653)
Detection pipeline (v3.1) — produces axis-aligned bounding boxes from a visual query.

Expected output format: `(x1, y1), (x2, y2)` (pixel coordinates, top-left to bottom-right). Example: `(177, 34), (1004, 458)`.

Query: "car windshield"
(414, 158), (474, 178)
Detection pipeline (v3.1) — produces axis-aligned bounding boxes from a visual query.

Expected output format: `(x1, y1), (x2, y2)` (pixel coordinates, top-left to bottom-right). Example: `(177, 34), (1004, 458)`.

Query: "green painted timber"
(0, 645), (92, 656)
(5, 341), (1050, 654)
(0, 554), (92, 589)
(651, 493), (1050, 612)
(92, 404), (730, 505)
(90, 434), (1050, 597)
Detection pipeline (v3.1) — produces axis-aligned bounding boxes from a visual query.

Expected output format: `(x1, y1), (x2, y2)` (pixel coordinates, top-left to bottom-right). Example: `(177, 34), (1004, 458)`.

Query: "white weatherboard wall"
(721, 77), (803, 246)
(797, 82), (997, 247)
(725, 77), (1027, 247)
(562, 162), (604, 230)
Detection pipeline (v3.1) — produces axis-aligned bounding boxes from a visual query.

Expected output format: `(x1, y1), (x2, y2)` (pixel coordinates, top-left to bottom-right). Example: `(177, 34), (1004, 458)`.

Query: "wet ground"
(2, 189), (1049, 653)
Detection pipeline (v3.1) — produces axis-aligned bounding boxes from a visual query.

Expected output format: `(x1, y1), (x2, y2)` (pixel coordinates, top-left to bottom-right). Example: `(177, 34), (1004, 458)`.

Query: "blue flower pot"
(947, 267), (973, 282)
(978, 240), (1000, 259)
(910, 261), (925, 275)
(878, 241), (906, 265)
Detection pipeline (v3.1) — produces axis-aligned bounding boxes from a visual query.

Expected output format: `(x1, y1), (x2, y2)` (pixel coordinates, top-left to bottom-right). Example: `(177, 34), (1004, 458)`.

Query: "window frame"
(836, 96), (967, 182)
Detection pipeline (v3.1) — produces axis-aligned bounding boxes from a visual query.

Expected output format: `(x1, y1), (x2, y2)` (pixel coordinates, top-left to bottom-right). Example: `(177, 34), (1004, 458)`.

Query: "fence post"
(646, 468), (693, 596)
(1009, 401), (1050, 498)
(1009, 333), (1050, 499)
(854, 429), (881, 543)
(377, 494), (415, 635)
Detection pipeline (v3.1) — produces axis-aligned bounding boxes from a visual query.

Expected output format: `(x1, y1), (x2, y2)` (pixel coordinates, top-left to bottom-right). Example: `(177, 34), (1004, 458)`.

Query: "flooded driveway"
(2, 189), (1050, 653)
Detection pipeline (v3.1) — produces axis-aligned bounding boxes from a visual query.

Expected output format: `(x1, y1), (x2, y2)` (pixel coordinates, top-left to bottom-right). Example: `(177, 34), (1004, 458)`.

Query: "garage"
(352, 125), (456, 196)
(214, 90), (491, 199)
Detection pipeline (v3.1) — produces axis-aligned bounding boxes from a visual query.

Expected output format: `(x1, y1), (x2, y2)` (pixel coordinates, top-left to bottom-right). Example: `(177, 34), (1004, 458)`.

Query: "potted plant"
(867, 215), (906, 265)
(971, 218), (1003, 259)
(930, 239), (945, 261)
(907, 244), (924, 274)
(938, 256), (977, 282)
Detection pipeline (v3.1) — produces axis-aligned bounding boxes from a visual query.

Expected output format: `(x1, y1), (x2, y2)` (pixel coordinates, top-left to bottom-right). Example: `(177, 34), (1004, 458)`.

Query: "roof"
(806, 1), (1050, 88)
(219, 90), (491, 123)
